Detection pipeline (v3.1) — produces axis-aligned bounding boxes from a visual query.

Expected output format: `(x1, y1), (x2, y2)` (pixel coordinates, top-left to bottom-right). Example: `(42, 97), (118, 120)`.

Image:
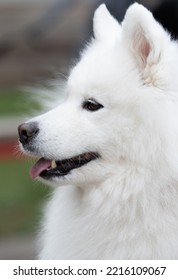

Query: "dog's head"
(18, 4), (178, 187)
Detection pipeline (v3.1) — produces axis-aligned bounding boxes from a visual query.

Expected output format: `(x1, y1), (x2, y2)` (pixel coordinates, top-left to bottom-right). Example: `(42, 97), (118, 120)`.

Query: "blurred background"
(0, 0), (178, 260)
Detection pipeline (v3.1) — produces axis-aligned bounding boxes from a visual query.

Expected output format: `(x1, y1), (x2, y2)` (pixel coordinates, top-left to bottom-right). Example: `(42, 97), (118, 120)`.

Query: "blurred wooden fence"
(0, 0), (92, 86)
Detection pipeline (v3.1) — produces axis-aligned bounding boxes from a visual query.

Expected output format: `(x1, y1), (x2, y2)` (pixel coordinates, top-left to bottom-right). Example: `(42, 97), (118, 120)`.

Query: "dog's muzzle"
(18, 122), (100, 180)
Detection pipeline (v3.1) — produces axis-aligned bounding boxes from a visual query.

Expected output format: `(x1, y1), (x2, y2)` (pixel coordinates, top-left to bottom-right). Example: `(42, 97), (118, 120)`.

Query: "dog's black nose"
(18, 122), (39, 145)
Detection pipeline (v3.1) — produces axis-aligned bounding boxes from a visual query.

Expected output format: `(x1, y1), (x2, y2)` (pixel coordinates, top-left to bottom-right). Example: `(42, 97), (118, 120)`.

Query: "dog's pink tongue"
(30, 158), (51, 179)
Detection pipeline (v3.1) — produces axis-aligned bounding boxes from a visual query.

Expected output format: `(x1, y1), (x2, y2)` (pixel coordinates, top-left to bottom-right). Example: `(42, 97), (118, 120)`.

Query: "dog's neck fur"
(39, 163), (178, 259)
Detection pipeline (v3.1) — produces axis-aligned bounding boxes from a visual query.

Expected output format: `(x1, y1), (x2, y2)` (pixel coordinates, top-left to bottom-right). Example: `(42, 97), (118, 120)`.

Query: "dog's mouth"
(30, 152), (99, 180)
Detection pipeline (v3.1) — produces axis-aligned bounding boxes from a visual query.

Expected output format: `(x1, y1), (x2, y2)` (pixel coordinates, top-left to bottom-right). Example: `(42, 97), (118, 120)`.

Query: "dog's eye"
(83, 99), (104, 112)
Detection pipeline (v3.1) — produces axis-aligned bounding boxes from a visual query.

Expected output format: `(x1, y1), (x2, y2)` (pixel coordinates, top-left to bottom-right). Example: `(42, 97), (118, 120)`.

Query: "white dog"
(18, 3), (178, 259)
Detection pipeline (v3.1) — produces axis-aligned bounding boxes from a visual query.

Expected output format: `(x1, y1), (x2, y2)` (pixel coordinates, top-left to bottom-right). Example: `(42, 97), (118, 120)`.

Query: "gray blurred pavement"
(0, 235), (37, 260)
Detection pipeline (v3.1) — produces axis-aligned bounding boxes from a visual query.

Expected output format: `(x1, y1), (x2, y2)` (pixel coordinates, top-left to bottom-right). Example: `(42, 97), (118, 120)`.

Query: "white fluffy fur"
(22, 3), (178, 259)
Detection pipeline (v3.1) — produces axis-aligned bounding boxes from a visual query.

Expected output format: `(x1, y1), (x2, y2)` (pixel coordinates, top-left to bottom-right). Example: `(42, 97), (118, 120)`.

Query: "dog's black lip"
(40, 152), (100, 180)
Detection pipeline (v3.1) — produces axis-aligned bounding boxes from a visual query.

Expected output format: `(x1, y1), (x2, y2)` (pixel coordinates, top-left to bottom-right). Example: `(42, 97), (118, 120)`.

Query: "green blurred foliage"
(0, 88), (42, 116)
(0, 159), (50, 236)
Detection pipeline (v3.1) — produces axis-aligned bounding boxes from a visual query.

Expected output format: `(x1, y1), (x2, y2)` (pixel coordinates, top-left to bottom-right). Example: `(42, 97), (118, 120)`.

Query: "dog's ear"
(93, 4), (121, 45)
(122, 3), (170, 81)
